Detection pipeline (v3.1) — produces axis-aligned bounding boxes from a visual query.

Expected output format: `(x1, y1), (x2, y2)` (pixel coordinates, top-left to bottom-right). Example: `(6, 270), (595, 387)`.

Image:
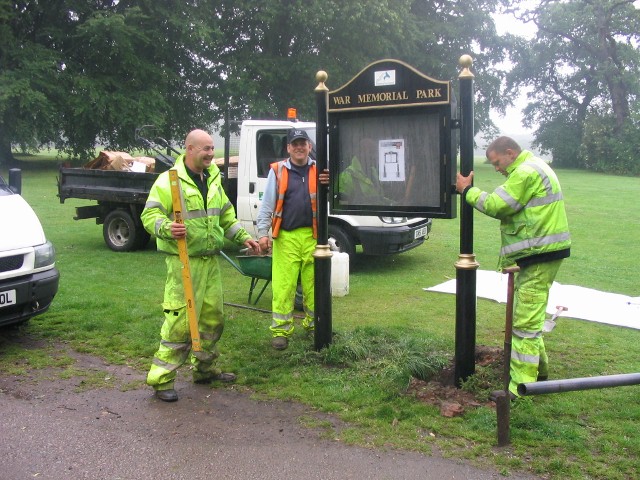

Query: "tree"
(0, 0), (224, 164)
(1, 0), (510, 164)
(504, 0), (640, 170)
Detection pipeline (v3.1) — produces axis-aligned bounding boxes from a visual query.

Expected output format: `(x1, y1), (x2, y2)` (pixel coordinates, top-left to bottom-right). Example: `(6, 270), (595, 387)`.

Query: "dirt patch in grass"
(406, 345), (504, 416)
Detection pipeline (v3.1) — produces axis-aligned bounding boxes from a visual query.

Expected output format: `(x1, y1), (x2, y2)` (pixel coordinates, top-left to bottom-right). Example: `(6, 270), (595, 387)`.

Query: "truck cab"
(0, 169), (59, 327)
(233, 120), (431, 256)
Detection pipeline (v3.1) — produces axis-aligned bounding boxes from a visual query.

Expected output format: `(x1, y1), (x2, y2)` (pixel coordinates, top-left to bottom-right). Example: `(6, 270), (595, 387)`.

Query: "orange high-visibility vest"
(270, 160), (318, 238)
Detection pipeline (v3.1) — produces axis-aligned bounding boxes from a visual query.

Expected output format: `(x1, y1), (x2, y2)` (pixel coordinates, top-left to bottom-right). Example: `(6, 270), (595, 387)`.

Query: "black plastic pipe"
(518, 373), (640, 396)
(223, 108), (231, 193)
(9, 168), (21, 194)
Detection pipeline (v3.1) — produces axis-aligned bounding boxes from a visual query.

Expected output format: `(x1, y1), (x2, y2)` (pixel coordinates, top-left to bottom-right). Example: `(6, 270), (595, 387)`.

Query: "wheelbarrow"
(220, 250), (272, 305)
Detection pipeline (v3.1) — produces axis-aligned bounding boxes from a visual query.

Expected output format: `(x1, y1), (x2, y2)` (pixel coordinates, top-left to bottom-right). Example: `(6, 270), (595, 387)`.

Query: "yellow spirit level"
(168, 169), (202, 352)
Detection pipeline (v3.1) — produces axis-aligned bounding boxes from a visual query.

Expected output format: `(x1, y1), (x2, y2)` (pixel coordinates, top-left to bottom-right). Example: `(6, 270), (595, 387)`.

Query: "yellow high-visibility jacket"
(465, 150), (571, 268)
(141, 155), (251, 255)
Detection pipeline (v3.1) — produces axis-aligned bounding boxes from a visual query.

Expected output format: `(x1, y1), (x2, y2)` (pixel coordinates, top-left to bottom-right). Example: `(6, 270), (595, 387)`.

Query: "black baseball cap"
(287, 128), (311, 144)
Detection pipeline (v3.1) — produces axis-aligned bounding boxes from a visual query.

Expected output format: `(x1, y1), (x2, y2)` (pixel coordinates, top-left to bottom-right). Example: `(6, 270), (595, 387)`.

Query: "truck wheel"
(103, 210), (140, 252)
(328, 225), (355, 257)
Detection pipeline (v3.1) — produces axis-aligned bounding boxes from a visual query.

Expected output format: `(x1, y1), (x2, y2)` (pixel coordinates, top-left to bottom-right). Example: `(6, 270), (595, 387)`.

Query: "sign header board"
(328, 59), (451, 112)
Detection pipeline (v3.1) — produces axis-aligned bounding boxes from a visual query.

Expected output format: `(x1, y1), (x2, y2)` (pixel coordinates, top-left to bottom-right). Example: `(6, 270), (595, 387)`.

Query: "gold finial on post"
(315, 70), (329, 92)
(458, 55), (474, 79)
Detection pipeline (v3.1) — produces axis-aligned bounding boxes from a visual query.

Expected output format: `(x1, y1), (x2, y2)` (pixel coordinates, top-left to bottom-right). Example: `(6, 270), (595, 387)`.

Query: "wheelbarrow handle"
(219, 250), (244, 275)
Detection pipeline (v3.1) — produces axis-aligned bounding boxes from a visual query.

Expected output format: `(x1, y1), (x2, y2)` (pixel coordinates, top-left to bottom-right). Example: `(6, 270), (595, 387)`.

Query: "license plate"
(0, 289), (17, 308)
(414, 226), (428, 239)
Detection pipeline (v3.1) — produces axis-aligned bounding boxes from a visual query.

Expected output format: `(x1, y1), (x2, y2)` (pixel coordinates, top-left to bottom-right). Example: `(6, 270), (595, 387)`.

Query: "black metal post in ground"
(313, 70), (333, 351)
(454, 55), (480, 386)
(9, 168), (22, 194)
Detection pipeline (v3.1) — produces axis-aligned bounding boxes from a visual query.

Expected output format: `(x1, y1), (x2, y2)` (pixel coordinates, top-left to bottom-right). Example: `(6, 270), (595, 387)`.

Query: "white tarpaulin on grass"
(424, 270), (640, 330)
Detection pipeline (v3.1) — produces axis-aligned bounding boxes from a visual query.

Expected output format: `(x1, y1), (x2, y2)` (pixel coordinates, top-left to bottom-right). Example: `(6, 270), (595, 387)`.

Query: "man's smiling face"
(287, 139), (311, 165)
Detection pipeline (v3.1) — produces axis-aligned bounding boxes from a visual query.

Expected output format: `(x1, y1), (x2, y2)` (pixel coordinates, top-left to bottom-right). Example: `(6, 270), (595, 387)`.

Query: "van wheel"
(103, 210), (140, 252)
(328, 225), (355, 257)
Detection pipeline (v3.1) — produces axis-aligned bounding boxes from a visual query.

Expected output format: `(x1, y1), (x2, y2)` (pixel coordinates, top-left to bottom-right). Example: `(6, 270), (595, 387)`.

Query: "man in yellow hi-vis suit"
(456, 136), (571, 400)
(256, 128), (329, 351)
(142, 129), (260, 402)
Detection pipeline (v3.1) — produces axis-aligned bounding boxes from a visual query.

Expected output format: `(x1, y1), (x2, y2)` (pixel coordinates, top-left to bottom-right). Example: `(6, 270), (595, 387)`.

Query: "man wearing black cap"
(257, 128), (328, 350)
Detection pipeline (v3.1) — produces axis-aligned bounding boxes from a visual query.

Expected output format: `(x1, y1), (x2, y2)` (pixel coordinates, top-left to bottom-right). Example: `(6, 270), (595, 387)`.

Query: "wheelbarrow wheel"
(294, 283), (304, 311)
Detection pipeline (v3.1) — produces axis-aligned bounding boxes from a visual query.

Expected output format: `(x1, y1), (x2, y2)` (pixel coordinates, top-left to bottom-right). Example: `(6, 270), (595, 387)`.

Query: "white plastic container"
(330, 252), (349, 297)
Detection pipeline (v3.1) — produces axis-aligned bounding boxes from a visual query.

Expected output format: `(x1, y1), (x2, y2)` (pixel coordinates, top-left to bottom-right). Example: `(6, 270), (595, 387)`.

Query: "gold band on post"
(313, 243), (333, 259)
(454, 253), (480, 270)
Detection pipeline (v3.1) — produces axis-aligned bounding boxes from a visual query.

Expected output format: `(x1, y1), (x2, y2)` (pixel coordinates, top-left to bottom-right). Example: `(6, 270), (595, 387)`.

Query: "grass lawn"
(1, 157), (639, 479)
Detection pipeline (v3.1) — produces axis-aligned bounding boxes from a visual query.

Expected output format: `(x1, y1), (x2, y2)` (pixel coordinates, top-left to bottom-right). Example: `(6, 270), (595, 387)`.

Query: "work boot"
(489, 390), (517, 402)
(537, 374), (549, 382)
(271, 336), (289, 350)
(194, 372), (237, 384)
(155, 389), (178, 402)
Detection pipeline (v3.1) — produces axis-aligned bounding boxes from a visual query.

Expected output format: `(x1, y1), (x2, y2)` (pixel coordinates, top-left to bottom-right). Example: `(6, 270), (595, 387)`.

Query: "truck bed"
(57, 167), (158, 204)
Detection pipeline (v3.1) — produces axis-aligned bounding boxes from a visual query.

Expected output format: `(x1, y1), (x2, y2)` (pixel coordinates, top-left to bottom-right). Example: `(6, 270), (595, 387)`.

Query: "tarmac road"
(0, 346), (540, 480)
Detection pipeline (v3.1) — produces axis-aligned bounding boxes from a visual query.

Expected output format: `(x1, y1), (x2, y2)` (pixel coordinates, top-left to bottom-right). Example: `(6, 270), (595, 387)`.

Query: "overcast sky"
(490, 4), (537, 136)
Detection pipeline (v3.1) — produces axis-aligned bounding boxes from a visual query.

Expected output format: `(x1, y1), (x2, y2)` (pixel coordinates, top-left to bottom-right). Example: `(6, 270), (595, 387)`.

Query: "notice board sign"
(328, 59), (457, 218)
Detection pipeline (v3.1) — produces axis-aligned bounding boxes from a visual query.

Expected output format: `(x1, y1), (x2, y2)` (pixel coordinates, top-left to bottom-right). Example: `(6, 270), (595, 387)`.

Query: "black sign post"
(313, 71), (333, 351)
(454, 55), (479, 386)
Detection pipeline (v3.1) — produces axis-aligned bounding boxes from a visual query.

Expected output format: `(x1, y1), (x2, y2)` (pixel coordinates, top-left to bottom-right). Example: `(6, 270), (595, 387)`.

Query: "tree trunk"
(596, 5), (630, 133)
(0, 139), (18, 168)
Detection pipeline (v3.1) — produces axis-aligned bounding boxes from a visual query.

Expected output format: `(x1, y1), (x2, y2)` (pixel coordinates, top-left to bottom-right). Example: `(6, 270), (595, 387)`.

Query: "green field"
(1, 159), (639, 479)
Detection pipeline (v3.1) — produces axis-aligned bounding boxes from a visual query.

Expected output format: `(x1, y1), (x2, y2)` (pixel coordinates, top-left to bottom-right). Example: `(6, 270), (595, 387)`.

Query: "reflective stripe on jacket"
(270, 160), (318, 239)
(465, 150), (571, 268)
(141, 155), (251, 255)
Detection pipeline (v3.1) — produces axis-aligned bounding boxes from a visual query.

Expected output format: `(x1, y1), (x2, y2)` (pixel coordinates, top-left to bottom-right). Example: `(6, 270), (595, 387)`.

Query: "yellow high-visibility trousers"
(147, 255), (225, 390)
(509, 259), (563, 396)
(270, 227), (315, 337)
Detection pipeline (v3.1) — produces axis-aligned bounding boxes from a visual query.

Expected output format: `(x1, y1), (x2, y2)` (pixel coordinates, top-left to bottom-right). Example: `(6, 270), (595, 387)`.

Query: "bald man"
(456, 136), (571, 400)
(142, 129), (260, 402)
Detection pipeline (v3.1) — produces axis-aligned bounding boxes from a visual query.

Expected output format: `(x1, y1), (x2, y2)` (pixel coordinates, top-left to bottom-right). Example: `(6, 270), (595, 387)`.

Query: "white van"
(0, 169), (59, 327)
